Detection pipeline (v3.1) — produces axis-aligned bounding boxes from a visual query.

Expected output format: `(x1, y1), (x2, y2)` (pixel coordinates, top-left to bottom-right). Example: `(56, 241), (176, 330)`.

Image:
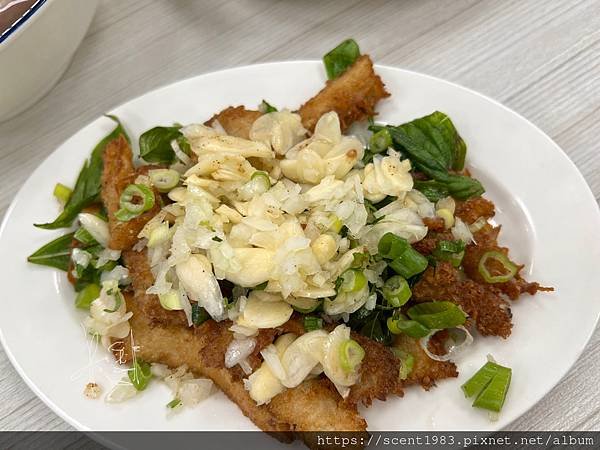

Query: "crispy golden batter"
(455, 196), (495, 224)
(412, 261), (513, 338)
(298, 55), (390, 132)
(205, 106), (263, 139)
(269, 378), (366, 432)
(101, 136), (160, 250)
(346, 333), (403, 407)
(118, 249), (368, 438)
(394, 334), (458, 390)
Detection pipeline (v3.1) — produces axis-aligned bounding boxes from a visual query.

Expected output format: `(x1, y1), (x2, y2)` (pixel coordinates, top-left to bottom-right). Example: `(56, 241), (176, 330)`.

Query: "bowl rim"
(0, 0), (49, 46)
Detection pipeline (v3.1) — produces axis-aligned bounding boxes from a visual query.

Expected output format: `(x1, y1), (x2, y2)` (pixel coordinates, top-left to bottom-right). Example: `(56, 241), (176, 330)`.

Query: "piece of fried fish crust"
(115, 249), (368, 439)
(298, 54), (390, 133)
(204, 106), (263, 139)
(101, 135), (161, 250)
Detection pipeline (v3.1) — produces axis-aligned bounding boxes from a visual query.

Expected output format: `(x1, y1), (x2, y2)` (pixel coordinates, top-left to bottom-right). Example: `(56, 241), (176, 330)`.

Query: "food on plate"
(28, 39), (552, 443)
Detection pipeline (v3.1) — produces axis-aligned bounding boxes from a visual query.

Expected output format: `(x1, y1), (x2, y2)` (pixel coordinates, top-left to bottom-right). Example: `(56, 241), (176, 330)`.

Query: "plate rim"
(1, 60), (599, 433)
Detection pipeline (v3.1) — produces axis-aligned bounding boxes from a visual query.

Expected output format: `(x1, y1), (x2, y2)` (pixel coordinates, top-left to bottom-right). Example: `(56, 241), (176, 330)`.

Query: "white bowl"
(0, 0), (98, 122)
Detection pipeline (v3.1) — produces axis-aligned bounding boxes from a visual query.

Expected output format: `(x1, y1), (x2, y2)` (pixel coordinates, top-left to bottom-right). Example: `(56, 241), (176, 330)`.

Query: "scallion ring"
(339, 339), (365, 373)
(115, 184), (155, 221)
(478, 251), (518, 283)
(338, 269), (367, 293)
(149, 169), (180, 192)
(382, 275), (412, 307)
(53, 183), (72, 205)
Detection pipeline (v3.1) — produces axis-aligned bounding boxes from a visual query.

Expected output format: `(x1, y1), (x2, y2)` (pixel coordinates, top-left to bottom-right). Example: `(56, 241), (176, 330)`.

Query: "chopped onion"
(171, 139), (191, 165)
(78, 213), (109, 248)
(105, 378), (137, 403)
(71, 248), (91, 269)
(178, 378), (213, 407)
(419, 326), (474, 362)
(101, 265), (130, 285)
(224, 337), (256, 368)
(451, 218), (474, 243)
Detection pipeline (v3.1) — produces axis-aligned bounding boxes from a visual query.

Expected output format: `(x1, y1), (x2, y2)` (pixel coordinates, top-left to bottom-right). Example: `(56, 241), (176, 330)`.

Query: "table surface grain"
(1, 0), (599, 433)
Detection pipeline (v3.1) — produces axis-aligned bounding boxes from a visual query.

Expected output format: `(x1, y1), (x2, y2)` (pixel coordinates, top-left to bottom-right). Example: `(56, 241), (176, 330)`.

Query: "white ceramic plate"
(1, 62), (599, 434)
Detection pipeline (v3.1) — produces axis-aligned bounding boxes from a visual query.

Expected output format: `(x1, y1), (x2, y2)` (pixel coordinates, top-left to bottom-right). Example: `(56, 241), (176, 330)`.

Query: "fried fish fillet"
(394, 334), (458, 390)
(412, 261), (513, 338)
(204, 106), (263, 139)
(298, 55), (390, 133)
(117, 249), (369, 438)
(101, 136), (160, 250)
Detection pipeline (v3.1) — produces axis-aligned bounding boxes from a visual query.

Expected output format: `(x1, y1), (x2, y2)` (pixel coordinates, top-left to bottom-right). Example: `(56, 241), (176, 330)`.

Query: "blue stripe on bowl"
(0, 0), (48, 45)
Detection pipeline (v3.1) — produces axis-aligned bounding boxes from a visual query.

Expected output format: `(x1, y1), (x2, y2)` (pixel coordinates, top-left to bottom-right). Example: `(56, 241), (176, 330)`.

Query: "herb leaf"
(35, 116), (128, 229)
(413, 180), (450, 202)
(387, 111), (484, 200)
(139, 126), (189, 164)
(323, 38), (360, 79)
(27, 232), (75, 271)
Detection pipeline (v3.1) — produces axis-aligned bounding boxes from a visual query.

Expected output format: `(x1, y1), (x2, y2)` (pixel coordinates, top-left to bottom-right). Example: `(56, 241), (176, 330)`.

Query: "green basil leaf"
(139, 126), (187, 164)
(27, 232), (75, 271)
(388, 111), (484, 200)
(323, 38), (360, 79)
(35, 116), (128, 229)
(413, 180), (450, 202)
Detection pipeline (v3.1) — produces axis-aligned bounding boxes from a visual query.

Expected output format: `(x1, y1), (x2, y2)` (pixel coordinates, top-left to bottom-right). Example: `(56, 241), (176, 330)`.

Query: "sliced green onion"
(103, 290), (124, 313)
(128, 359), (152, 391)
(382, 275), (412, 307)
(432, 240), (465, 268)
(166, 398), (182, 409)
(192, 303), (210, 326)
(74, 227), (98, 246)
(472, 364), (511, 412)
(251, 170), (271, 189)
(387, 315), (430, 338)
(304, 315), (323, 331)
(338, 269), (367, 293)
(339, 339), (365, 373)
(391, 349), (415, 381)
(478, 251), (518, 283)
(115, 184), (155, 221)
(159, 290), (183, 311)
(149, 169), (180, 192)
(369, 129), (392, 154)
(75, 283), (101, 309)
(378, 233), (428, 278)
(407, 301), (466, 330)
(389, 248), (428, 279)
(462, 361), (501, 398)
(378, 233), (410, 259)
(53, 183), (72, 205)
(289, 297), (321, 314)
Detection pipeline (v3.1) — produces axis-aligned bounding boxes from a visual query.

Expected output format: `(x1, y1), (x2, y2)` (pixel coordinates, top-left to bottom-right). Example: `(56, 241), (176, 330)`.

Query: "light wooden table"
(1, 0), (598, 433)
